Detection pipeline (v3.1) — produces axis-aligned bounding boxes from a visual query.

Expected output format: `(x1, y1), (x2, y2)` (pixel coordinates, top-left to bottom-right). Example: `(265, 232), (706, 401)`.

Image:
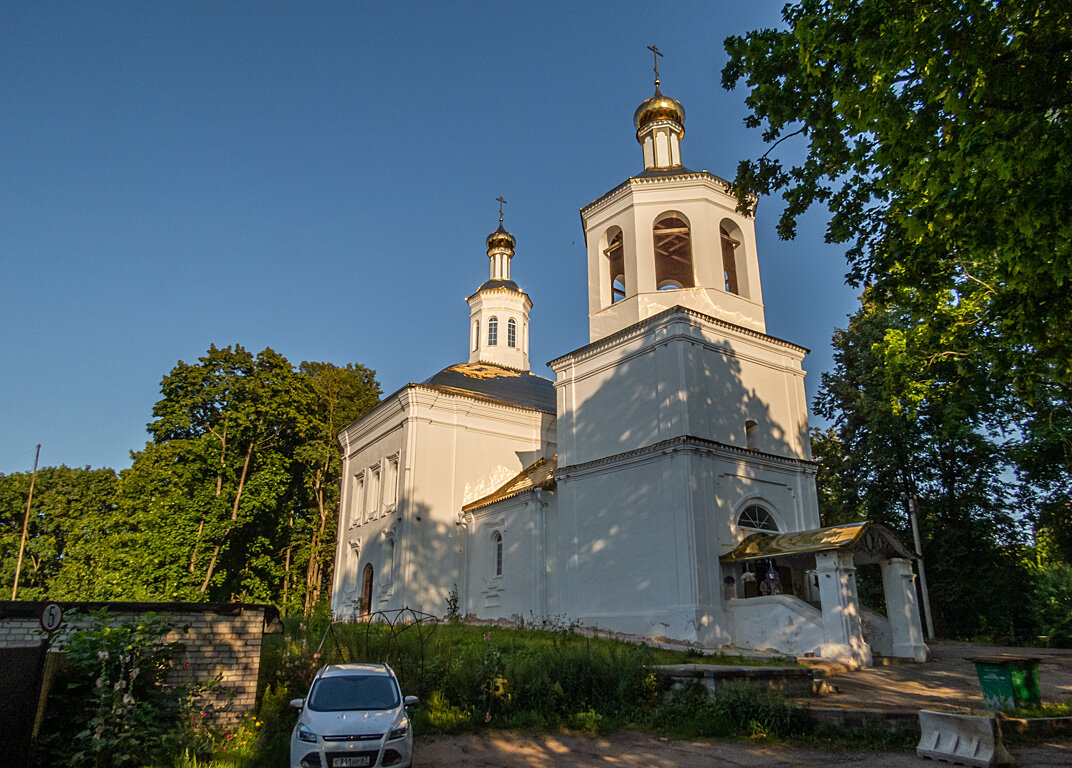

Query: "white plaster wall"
(581, 174), (766, 342)
(724, 595), (825, 656)
(552, 310), (811, 468)
(334, 394), (409, 617)
(400, 388), (554, 616)
(553, 451), (700, 642)
(466, 491), (547, 621)
(333, 384), (555, 620)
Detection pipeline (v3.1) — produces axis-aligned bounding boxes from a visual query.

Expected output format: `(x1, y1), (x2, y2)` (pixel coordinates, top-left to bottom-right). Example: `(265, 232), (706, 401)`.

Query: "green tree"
(98, 346), (381, 609)
(285, 361), (381, 614)
(0, 466), (118, 600)
(723, 0), (1072, 562)
(814, 297), (1030, 639)
(115, 345), (312, 602)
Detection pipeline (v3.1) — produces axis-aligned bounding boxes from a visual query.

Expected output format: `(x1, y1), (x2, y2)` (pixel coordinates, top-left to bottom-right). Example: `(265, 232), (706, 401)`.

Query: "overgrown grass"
(244, 615), (811, 761)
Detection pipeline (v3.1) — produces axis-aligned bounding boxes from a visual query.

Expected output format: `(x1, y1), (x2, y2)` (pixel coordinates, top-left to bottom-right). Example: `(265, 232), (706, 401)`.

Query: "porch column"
(814, 550), (872, 668)
(880, 557), (928, 661)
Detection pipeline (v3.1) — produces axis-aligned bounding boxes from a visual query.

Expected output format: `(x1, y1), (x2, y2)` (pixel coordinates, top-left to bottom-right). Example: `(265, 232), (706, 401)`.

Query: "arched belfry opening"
(603, 227), (626, 303)
(653, 215), (694, 290)
(720, 220), (743, 296)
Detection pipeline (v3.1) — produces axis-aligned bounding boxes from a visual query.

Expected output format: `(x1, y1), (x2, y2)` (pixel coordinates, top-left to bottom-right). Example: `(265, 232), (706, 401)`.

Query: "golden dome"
(486, 224), (515, 251)
(633, 87), (685, 131)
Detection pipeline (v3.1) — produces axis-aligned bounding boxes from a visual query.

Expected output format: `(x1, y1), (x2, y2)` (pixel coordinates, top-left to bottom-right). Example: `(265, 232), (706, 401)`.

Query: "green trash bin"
(969, 656), (1041, 710)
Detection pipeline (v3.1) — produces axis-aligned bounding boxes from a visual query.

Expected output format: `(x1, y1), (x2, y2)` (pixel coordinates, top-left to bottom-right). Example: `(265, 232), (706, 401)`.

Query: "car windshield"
(308, 674), (400, 712)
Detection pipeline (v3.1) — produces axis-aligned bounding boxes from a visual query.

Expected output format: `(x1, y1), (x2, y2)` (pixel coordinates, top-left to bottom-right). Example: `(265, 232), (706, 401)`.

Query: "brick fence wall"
(0, 601), (281, 720)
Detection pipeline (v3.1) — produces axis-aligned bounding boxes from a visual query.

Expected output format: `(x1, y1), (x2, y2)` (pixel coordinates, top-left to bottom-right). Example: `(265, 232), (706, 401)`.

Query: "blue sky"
(0, 1), (858, 474)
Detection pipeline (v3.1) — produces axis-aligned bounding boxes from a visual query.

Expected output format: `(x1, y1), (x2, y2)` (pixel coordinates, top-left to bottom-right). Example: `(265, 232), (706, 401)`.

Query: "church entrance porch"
(720, 522), (928, 667)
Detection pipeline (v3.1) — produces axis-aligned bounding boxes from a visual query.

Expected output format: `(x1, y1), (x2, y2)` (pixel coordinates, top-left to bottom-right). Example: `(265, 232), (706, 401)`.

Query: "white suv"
(290, 663), (418, 768)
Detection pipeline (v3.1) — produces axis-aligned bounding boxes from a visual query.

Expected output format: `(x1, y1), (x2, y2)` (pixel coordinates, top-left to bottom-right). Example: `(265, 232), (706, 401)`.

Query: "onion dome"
(486, 223), (515, 251)
(633, 86), (685, 131)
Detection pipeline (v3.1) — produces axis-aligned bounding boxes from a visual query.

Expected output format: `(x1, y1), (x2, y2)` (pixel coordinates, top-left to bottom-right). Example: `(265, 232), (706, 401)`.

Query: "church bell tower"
(466, 202), (532, 371)
(580, 53), (767, 342)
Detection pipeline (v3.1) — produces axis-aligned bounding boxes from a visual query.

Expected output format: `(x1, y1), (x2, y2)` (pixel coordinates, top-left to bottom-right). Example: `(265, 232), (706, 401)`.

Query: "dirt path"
(415, 730), (1071, 768)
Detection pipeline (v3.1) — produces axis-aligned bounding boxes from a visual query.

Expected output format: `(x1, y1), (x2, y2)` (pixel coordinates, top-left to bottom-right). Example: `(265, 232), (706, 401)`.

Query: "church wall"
(582, 177), (766, 341)
(401, 389), (554, 617)
(553, 309), (810, 468)
(465, 491), (547, 621)
(553, 450), (700, 642)
(334, 397), (409, 618)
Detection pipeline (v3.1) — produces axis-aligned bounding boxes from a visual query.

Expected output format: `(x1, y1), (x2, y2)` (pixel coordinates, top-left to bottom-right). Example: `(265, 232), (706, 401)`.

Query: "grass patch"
(247, 616), (802, 761)
(1002, 699), (1072, 718)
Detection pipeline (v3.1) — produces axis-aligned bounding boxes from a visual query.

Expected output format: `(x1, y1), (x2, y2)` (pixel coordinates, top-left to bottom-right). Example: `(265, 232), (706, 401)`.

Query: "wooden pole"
(12, 444), (41, 600)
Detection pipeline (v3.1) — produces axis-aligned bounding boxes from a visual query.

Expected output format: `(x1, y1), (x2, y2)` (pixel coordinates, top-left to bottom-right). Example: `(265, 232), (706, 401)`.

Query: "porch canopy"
(719, 521), (914, 567)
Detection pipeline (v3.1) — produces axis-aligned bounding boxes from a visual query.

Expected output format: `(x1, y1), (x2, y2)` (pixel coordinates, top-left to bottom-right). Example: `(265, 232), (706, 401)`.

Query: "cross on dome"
(647, 43), (663, 89)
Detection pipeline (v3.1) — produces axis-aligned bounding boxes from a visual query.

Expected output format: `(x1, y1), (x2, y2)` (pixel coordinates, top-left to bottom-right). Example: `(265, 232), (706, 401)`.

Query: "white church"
(331, 73), (927, 667)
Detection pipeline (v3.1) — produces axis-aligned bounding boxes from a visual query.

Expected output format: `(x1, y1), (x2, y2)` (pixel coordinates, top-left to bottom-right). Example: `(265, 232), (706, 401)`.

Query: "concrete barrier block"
(917, 710), (1015, 767)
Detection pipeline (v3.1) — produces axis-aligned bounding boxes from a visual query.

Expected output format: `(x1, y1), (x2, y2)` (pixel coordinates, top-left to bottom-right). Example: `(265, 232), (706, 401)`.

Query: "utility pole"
(12, 444), (41, 601)
(902, 492), (935, 640)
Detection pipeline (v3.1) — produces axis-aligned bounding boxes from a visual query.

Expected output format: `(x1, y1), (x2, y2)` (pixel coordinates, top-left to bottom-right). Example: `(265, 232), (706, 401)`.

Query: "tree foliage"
(814, 297), (1031, 639)
(0, 345), (381, 613)
(723, 1), (1072, 389)
(724, 0), (1072, 569)
(0, 466), (118, 600)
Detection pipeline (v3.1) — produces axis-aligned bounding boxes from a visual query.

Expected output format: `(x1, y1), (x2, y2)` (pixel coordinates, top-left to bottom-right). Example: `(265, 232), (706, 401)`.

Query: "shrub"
(651, 681), (807, 740)
(33, 610), (215, 768)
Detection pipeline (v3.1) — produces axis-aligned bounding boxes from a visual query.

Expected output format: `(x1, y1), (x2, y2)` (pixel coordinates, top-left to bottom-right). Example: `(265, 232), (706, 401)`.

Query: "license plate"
(331, 758), (370, 768)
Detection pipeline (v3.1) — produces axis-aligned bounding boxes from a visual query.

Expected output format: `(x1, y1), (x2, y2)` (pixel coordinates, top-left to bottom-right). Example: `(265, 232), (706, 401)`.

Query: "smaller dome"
(486, 224), (515, 250)
(633, 87), (685, 131)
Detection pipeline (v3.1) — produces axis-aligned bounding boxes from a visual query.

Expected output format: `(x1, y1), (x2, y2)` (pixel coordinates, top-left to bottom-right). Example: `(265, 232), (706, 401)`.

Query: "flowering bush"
(32, 610), (215, 768)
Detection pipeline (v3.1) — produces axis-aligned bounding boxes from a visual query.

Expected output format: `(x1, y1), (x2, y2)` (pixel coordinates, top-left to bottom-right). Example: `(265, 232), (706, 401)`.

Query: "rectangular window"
(352, 473), (365, 527)
(367, 464), (381, 520)
(384, 455), (399, 509)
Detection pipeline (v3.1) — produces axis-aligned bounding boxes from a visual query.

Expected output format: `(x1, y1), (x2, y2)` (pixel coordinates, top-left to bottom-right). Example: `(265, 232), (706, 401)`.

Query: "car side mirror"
(404, 695), (419, 707)
(289, 698), (305, 710)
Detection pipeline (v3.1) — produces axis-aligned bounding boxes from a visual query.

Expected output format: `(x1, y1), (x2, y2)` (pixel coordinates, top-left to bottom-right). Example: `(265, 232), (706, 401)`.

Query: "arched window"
(745, 419), (758, 450)
(604, 228), (625, 303)
(360, 563), (374, 616)
(507, 318), (517, 347)
(720, 224), (741, 295)
(738, 505), (779, 532)
(472, 320), (480, 352)
(653, 215), (695, 290)
(488, 316), (498, 346)
(492, 531), (503, 577)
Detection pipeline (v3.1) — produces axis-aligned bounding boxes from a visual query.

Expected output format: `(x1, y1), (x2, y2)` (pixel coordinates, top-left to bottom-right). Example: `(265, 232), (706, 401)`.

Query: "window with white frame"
(488, 316), (498, 346)
(507, 318), (517, 347)
(492, 531), (503, 577)
(383, 454), (399, 509)
(351, 472), (365, 527)
(738, 504), (779, 532)
(367, 464), (381, 522)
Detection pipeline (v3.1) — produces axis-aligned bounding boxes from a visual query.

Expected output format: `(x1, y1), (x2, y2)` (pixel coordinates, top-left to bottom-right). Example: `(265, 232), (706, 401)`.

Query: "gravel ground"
(414, 730), (1072, 767)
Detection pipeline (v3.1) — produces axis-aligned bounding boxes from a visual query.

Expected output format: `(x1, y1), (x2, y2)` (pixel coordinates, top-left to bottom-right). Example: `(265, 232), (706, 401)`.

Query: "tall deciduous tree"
(814, 296), (1030, 638)
(0, 466), (118, 600)
(723, 0), (1072, 559)
(282, 362), (381, 614)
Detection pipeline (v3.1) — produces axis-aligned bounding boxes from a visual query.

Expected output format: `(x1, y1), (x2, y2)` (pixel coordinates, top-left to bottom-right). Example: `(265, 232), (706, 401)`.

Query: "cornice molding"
(579, 170), (749, 223)
(548, 305), (808, 370)
(555, 435), (817, 479)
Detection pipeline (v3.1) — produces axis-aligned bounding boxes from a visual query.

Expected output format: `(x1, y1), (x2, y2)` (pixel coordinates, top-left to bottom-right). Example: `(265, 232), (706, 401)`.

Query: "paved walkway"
(417, 730), (1072, 767)
(809, 640), (1072, 712)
